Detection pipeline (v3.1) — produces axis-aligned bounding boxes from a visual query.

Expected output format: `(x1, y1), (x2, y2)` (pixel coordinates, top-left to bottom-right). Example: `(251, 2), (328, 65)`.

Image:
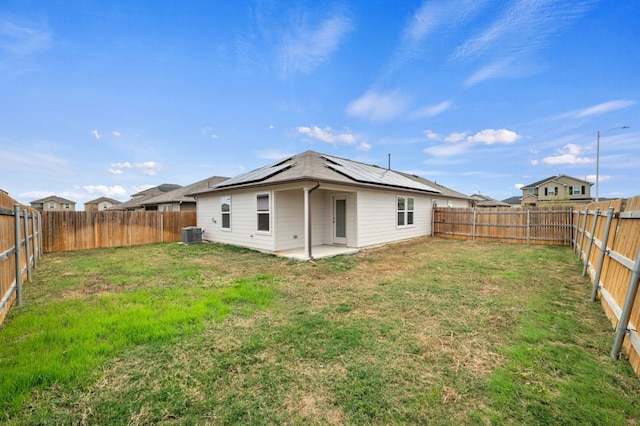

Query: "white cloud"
(531, 159), (539, 166)
(81, 185), (128, 199)
(424, 141), (471, 157)
(568, 99), (636, 119)
(412, 100), (453, 118)
(210, 134), (219, 139)
(108, 161), (162, 176)
(466, 128), (519, 144)
(91, 129), (101, 140)
(346, 90), (410, 122)
(0, 17), (51, 55)
(424, 130), (440, 140)
(279, 12), (353, 77)
(542, 144), (591, 166)
(357, 141), (372, 152)
(585, 174), (610, 184)
(454, 1), (593, 85)
(257, 150), (295, 160)
(297, 125), (356, 145)
(112, 130), (121, 137)
(444, 132), (467, 143)
(514, 183), (524, 190)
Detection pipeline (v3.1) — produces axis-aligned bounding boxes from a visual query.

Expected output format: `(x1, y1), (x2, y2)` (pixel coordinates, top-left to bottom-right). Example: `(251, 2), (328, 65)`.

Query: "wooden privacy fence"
(433, 206), (573, 245)
(0, 192), (42, 326)
(42, 210), (197, 253)
(574, 196), (640, 376)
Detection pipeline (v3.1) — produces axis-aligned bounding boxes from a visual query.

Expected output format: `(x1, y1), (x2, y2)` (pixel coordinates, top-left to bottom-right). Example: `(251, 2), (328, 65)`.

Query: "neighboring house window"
(397, 196), (414, 227)
(545, 187), (558, 196)
(570, 185), (585, 195)
(161, 205), (172, 211)
(221, 196), (231, 229)
(49, 203), (55, 209)
(257, 193), (270, 232)
(102, 203), (108, 209)
(527, 188), (535, 195)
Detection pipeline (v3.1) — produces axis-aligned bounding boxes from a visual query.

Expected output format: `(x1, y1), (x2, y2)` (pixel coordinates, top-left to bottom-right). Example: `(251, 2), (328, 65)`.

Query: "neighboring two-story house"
(30, 196), (76, 211)
(84, 197), (122, 212)
(520, 175), (593, 206)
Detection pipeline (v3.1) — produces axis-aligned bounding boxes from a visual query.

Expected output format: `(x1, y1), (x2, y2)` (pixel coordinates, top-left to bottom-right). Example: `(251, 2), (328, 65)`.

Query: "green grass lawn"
(1, 238), (639, 425)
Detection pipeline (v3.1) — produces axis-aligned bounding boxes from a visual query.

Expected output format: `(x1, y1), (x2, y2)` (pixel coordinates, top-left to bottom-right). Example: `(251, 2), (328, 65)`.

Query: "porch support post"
(304, 187), (311, 260)
(305, 182), (321, 260)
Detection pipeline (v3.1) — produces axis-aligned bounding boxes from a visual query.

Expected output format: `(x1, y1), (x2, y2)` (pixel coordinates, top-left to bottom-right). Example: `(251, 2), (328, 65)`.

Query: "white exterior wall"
(274, 189), (305, 251)
(356, 190), (431, 248)
(197, 189), (275, 253)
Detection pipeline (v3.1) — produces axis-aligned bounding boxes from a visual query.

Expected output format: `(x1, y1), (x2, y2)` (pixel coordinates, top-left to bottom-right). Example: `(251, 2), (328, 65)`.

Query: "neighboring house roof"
(189, 150), (472, 201)
(140, 176), (229, 206)
(470, 194), (511, 207)
(111, 183), (182, 210)
(31, 195), (76, 204)
(85, 197), (122, 205)
(502, 196), (522, 206)
(521, 174), (593, 189)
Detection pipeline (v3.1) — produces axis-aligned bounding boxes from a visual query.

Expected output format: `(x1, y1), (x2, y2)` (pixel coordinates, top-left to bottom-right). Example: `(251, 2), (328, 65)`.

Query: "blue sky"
(1, 0), (638, 208)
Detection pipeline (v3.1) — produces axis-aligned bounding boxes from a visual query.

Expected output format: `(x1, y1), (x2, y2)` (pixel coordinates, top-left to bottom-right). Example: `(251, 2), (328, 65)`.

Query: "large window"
(397, 196), (414, 227)
(257, 193), (270, 232)
(221, 196), (231, 229)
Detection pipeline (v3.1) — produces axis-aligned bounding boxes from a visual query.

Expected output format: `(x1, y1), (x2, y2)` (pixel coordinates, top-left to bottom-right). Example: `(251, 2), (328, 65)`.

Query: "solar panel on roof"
(323, 155), (440, 193)
(216, 161), (296, 187)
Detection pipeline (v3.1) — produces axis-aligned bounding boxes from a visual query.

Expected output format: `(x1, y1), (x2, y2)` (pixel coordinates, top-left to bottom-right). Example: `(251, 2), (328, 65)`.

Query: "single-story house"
(470, 194), (511, 208)
(140, 176), (229, 211)
(110, 183), (182, 211)
(84, 197), (122, 212)
(188, 150), (472, 259)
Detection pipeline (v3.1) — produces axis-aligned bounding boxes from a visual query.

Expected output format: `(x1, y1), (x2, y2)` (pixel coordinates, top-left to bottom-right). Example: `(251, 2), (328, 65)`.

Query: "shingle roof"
(189, 150), (471, 201)
(111, 183), (182, 210)
(141, 176), (229, 206)
(521, 174), (592, 189)
(30, 195), (76, 204)
(85, 197), (122, 205)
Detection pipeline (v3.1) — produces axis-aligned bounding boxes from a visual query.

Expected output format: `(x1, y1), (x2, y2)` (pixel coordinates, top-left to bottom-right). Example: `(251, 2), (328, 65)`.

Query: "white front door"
(333, 196), (347, 245)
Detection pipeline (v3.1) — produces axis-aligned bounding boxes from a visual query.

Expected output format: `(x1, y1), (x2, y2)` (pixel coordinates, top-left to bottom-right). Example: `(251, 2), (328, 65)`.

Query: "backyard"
(1, 237), (639, 424)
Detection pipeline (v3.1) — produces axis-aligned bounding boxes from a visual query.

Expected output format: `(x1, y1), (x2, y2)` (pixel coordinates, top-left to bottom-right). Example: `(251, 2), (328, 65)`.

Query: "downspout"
(306, 182), (321, 260)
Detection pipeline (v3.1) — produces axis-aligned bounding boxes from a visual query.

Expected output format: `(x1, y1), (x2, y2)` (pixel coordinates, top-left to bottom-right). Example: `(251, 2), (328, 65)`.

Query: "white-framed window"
(570, 185), (584, 195)
(527, 188), (535, 195)
(49, 203), (55, 209)
(397, 196), (414, 227)
(64, 203), (70, 209)
(545, 186), (557, 196)
(221, 196), (231, 230)
(256, 193), (270, 232)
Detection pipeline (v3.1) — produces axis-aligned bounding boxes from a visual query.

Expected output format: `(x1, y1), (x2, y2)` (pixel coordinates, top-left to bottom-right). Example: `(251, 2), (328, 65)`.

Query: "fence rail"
(42, 210), (197, 253)
(0, 192), (42, 326)
(433, 206), (573, 245)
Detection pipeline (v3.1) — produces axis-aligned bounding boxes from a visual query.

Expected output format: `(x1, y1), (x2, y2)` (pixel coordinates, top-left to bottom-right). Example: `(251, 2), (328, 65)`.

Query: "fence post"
(23, 209), (32, 282)
(610, 248), (640, 359)
(573, 210), (581, 253)
(14, 205), (23, 307)
(526, 209), (531, 245)
(578, 209), (588, 262)
(38, 213), (43, 255)
(582, 208), (600, 277)
(591, 207), (615, 302)
(472, 209), (477, 241)
(30, 212), (38, 269)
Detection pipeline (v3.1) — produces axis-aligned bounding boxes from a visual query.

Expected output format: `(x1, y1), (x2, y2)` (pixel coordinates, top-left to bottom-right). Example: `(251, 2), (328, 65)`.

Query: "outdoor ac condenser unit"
(181, 226), (202, 244)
